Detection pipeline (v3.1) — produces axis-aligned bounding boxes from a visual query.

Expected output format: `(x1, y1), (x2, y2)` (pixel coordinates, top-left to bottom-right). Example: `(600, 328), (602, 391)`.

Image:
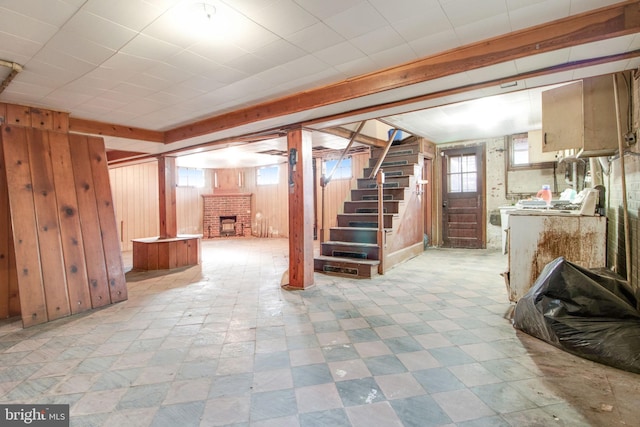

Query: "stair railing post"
(377, 170), (385, 275)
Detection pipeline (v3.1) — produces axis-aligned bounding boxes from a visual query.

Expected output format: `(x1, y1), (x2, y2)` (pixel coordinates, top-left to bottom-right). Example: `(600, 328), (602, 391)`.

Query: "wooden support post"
(285, 127), (314, 289)
(158, 156), (177, 239)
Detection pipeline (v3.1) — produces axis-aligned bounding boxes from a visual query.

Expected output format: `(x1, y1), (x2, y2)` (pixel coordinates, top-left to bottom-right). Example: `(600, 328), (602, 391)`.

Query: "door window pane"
(448, 154), (477, 193)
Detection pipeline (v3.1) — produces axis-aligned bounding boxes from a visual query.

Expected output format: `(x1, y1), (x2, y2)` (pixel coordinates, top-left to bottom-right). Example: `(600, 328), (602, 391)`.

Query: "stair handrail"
(320, 121), (366, 243)
(368, 129), (398, 179)
(322, 121), (366, 186)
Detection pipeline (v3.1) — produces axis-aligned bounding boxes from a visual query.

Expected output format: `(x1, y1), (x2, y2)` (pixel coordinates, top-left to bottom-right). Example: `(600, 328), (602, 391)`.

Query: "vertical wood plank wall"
(0, 127), (20, 319)
(0, 112), (127, 327)
(109, 161), (159, 251)
(108, 152), (370, 250)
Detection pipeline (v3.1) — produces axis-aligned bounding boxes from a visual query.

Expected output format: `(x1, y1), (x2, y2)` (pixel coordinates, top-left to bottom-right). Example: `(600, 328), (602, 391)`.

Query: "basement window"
(177, 167), (205, 188)
(323, 157), (352, 180)
(510, 133), (529, 167)
(257, 165), (279, 185)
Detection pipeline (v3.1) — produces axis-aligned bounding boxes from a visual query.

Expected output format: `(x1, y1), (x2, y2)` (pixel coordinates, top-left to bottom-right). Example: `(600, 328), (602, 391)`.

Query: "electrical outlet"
(624, 131), (637, 146)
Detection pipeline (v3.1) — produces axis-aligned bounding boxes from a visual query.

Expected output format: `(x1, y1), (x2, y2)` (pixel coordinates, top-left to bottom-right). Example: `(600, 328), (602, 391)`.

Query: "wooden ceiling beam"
(163, 1), (640, 143)
(69, 117), (165, 143)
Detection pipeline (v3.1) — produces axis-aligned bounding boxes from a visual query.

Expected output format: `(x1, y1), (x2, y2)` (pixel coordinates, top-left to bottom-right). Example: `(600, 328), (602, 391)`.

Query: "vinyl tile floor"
(0, 238), (638, 426)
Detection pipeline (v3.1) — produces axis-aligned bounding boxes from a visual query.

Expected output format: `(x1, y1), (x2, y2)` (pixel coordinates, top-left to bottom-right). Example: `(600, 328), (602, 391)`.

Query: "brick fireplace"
(202, 193), (252, 238)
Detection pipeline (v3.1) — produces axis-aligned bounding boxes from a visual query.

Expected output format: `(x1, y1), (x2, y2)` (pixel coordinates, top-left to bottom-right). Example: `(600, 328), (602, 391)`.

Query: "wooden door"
(441, 146), (484, 248)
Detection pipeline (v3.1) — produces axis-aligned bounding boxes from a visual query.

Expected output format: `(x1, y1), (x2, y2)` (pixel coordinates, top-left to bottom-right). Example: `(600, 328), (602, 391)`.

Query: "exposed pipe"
(0, 60), (23, 95)
(613, 73), (632, 283)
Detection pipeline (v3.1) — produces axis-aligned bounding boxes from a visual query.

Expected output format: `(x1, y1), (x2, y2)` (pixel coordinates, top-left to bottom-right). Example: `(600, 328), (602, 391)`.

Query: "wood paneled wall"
(109, 161), (160, 251)
(108, 152), (369, 247)
(0, 124), (126, 327)
(0, 139), (20, 319)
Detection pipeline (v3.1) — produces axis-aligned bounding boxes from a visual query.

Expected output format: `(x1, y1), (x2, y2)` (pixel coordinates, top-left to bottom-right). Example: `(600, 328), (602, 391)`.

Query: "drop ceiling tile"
(41, 90), (94, 110)
(524, 70), (575, 88)
(287, 22), (345, 53)
(186, 39), (248, 64)
(293, 0), (361, 20)
(324, 2), (388, 39)
(178, 75), (225, 93)
(254, 66), (299, 87)
(45, 30), (116, 65)
(30, 49), (96, 77)
(571, 59), (632, 80)
(514, 49), (571, 74)
(143, 62), (194, 85)
(568, 37), (636, 62)
(141, 10), (203, 48)
(333, 56), (378, 78)
(313, 42), (365, 67)
(125, 73), (172, 92)
(508, 0), (570, 31)
(101, 52), (157, 75)
(569, 0), (620, 15)
(351, 26), (406, 56)
(63, 10), (137, 50)
(409, 29), (460, 58)
(224, 54), (273, 75)
(170, 50), (219, 75)
(441, 0), (507, 27)
(466, 61), (519, 84)
(0, 7), (58, 43)
(240, 0), (319, 37)
(368, 0), (441, 24)
(207, 65), (249, 85)
(454, 13), (511, 45)
(254, 39), (307, 67)
(390, 7), (452, 43)
(369, 44), (417, 69)
(0, 33), (42, 64)
(0, 0), (78, 27)
(120, 34), (182, 62)
(83, 0), (166, 31)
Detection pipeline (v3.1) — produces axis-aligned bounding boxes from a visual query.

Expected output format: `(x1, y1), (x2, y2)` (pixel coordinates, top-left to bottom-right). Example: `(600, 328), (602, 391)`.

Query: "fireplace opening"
(220, 215), (237, 237)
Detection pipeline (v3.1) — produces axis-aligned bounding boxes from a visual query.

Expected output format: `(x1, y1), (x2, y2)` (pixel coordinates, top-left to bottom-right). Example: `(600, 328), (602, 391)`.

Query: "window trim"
(507, 133), (555, 171)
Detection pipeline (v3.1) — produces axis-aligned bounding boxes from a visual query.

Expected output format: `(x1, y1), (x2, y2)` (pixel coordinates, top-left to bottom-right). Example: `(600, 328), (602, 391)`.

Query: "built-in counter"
(132, 234), (201, 270)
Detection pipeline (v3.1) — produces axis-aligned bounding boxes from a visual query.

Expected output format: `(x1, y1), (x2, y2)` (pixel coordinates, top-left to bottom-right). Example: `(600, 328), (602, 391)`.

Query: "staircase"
(315, 142), (425, 278)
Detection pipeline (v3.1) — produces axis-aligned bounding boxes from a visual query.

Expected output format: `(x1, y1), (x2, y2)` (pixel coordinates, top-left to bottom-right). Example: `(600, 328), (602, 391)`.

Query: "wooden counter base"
(132, 235), (201, 270)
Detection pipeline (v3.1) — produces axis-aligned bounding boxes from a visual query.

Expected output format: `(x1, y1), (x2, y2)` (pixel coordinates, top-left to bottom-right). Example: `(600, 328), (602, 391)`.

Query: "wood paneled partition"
(0, 123), (127, 327)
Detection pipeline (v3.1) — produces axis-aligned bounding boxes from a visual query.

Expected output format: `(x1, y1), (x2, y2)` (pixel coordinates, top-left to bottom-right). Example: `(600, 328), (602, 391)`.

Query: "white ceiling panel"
(62, 11), (138, 50)
(83, 0), (167, 32)
(507, 0), (570, 31)
(324, 2), (389, 39)
(441, 0), (507, 27)
(0, 0), (635, 165)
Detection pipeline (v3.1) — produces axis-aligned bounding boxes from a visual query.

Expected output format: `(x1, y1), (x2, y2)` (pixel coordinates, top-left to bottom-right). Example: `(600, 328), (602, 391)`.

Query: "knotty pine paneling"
(0, 136), (19, 319)
(2, 126), (48, 326)
(109, 161), (159, 251)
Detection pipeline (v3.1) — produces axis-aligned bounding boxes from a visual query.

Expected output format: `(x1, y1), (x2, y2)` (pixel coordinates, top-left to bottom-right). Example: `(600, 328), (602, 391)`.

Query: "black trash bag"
(513, 257), (640, 374)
